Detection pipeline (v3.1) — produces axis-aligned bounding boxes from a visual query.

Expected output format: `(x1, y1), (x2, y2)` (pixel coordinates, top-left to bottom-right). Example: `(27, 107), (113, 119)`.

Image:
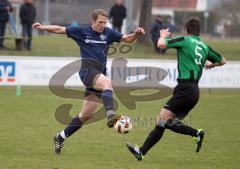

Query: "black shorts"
(79, 59), (106, 98)
(164, 80), (199, 119)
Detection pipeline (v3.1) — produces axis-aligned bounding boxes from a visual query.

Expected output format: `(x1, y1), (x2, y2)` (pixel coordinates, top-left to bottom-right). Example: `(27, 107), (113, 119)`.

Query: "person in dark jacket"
(20, 0), (36, 50)
(150, 16), (176, 54)
(0, 0), (12, 48)
(150, 15), (165, 54)
(109, 0), (126, 33)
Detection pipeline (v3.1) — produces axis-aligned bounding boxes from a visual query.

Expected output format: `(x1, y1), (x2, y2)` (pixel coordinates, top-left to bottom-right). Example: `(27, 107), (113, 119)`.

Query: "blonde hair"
(92, 9), (108, 21)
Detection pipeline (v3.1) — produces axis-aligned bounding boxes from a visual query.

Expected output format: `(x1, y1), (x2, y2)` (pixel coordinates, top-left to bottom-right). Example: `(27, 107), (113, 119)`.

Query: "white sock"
(60, 130), (66, 139)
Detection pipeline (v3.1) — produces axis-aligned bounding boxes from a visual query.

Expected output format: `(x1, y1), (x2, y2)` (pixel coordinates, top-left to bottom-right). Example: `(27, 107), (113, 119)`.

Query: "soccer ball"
(114, 116), (132, 134)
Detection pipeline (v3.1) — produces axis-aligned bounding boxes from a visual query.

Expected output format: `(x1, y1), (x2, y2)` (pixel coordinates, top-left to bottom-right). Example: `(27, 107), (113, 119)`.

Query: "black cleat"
(193, 129), (205, 153)
(107, 114), (121, 128)
(125, 142), (144, 161)
(53, 134), (64, 154)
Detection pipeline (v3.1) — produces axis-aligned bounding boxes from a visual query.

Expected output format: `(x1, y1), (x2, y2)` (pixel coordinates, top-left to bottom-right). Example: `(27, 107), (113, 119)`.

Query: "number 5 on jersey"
(195, 46), (203, 65)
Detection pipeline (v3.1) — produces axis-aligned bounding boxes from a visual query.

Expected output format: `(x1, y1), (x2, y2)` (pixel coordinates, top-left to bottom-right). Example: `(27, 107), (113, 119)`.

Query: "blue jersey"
(66, 25), (123, 65)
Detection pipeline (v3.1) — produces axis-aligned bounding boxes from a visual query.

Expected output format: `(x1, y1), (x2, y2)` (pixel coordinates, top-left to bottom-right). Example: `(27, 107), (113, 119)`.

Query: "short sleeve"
(108, 28), (123, 44)
(66, 26), (83, 39)
(207, 46), (223, 63)
(165, 36), (186, 48)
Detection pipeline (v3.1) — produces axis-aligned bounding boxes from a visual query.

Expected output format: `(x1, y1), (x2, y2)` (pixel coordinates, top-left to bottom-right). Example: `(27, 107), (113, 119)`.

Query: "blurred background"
(1, 0), (240, 59)
(6, 0), (240, 37)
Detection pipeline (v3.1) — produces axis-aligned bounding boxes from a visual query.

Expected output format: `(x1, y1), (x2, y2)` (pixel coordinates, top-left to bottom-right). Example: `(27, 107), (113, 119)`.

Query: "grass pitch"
(0, 87), (239, 169)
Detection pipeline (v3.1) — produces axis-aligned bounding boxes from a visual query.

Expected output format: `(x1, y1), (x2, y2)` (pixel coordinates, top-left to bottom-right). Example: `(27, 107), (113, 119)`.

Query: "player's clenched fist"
(134, 27), (145, 36)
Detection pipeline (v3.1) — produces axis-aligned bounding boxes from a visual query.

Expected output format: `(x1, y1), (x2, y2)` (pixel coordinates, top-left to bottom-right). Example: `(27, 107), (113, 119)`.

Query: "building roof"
(153, 0), (198, 9)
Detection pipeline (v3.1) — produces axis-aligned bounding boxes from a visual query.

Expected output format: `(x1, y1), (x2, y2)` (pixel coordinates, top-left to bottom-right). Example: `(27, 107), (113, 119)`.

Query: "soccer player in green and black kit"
(126, 17), (226, 161)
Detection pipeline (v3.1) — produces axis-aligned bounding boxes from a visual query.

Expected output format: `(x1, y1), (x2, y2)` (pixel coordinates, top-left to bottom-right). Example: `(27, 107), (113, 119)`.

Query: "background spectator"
(0, 0), (12, 49)
(109, 0), (126, 33)
(166, 17), (175, 33)
(20, 0), (36, 50)
(150, 15), (165, 54)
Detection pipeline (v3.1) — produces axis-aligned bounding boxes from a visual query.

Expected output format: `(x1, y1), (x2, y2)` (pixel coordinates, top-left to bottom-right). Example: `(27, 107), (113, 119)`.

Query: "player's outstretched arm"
(157, 28), (171, 49)
(205, 58), (226, 69)
(32, 22), (66, 34)
(121, 27), (145, 43)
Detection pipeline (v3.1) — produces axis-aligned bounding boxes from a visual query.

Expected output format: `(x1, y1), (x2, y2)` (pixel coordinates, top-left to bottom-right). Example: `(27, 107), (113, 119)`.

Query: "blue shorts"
(79, 59), (106, 98)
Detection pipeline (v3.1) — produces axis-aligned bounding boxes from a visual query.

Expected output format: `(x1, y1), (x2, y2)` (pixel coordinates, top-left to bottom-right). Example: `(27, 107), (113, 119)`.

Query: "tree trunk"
(138, 0), (153, 46)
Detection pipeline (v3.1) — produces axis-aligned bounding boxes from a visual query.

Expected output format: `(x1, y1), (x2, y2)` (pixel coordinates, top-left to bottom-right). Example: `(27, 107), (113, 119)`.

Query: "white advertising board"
(0, 56), (239, 88)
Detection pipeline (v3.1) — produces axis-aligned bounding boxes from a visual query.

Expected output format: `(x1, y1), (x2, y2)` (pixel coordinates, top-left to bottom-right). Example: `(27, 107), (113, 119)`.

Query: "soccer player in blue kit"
(32, 9), (145, 154)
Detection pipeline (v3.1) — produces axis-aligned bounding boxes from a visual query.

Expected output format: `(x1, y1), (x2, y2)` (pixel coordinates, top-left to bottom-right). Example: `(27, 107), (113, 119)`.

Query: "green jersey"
(165, 36), (223, 81)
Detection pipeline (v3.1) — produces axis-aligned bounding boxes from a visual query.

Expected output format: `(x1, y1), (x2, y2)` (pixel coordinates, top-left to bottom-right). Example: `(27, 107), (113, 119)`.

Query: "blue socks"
(102, 89), (115, 117)
(57, 89), (115, 142)
(58, 116), (83, 142)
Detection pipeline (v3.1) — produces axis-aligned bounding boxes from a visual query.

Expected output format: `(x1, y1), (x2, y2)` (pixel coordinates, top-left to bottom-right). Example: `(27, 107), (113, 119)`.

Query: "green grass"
(1, 36), (240, 60)
(1, 35), (79, 57)
(0, 87), (240, 169)
(207, 39), (240, 61)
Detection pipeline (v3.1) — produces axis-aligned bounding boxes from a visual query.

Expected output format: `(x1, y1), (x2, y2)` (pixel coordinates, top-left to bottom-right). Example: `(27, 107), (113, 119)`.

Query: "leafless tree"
(138, 0), (152, 45)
